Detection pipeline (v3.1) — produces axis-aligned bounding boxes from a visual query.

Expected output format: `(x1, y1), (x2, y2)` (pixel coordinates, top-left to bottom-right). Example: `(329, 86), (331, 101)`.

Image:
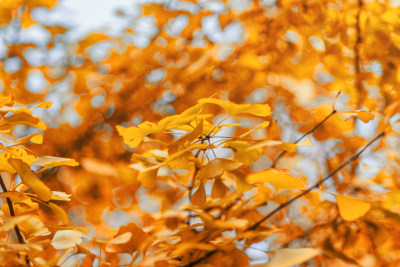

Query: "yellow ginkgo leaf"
(211, 178), (229, 198)
(8, 158), (52, 202)
(48, 203), (69, 225)
(344, 110), (375, 123)
(279, 142), (297, 153)
(191, 181), (206, 207)
(0, 147), (36, 173)
(196, 159), (242, 180)
(255, 248), (320, 267)
(117, 121), (162, 149)
(51, 230), (84, 249)
(247, 169), (306, 191)
(198, 98), (271, 116)
(138, 168), (158, 189)
(355, 111), (375, 123)
(32, 156), (79, 172)
(335, 194), (371, 221)
(11, 132), (43, 146)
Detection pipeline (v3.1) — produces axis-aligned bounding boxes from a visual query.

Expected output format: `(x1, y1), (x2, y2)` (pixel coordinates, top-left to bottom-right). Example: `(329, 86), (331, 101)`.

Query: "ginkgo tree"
(2, 0), (400, 266)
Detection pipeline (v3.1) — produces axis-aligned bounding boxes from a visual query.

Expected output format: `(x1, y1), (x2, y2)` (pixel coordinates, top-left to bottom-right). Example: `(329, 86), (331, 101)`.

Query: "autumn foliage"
(1, 0), (400, 266)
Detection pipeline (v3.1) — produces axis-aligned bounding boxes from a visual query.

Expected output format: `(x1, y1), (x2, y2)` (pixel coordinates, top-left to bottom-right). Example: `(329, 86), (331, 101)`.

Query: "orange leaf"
(191, 181), (206, 207)
(138, 168), (158, 189)
(211, 178), (229, 198)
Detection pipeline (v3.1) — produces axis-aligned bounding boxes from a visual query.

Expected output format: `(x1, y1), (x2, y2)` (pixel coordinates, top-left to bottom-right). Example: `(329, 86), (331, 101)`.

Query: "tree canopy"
(1, 0), (400, 266)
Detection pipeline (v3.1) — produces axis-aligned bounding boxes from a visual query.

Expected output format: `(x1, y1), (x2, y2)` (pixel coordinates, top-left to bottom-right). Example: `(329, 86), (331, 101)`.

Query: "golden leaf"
(48, 203), (69, 225)
(138, 168), (158, 189)
(335, 194), (371, 221)
(191, 181), (206, 207)
(8, 158), (52, 202)
(247, 169), (306, 191)
(198, 98), (271, 116)
(33, 156), (79, 172)
(0, 147), (36, 173)
(211, 178), (229, 198)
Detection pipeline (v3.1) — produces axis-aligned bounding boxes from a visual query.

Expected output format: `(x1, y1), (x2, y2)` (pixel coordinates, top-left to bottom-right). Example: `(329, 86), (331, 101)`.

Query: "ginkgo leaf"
(191, 181), (206, 207)
(105, 223), (148, 254)
(8, 158), (52, 202)
(225, 141), (261, 166)
(196, 159), (242, 180)
(4, 111), (47, 129)
(117, 121), (163, 149)
(51, 230), (83, 249)
(255, 248), (320, 267)
(11, 132), (43, 146)
(138, 168), (158, 189)
(0, 147), (36, 173)
(108, 232), (132, 244)
(0, 214), (32, 232)
(32, 156), (79, 172)
(198, 98), (271, 116)
(279, 142), (297, 153)
(211, 178), (229, 198)
(247, 169), (306, 191)
(355, 111), (375, 123)
(335, 194), (371, 221)
(48, 203), (69, 225)
(345, 110), (375, 123)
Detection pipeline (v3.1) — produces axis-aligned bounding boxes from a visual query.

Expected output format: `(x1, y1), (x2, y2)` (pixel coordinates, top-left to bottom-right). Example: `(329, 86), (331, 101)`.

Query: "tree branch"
(270, 109), (337, 168)
(0, 174), (30, 266)
(246, 131), (385, 231)
(183, 131), (385, 266)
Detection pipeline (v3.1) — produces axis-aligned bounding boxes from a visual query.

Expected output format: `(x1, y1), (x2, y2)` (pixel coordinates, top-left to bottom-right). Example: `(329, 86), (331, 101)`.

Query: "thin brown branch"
(0, 174), (30, 266)
(270, 109), (337, 168)
(246, 131), (385, 231)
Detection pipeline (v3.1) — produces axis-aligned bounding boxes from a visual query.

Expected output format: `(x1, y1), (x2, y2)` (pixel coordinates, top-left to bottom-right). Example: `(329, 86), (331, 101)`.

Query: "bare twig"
(270, 109), (337, 168)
